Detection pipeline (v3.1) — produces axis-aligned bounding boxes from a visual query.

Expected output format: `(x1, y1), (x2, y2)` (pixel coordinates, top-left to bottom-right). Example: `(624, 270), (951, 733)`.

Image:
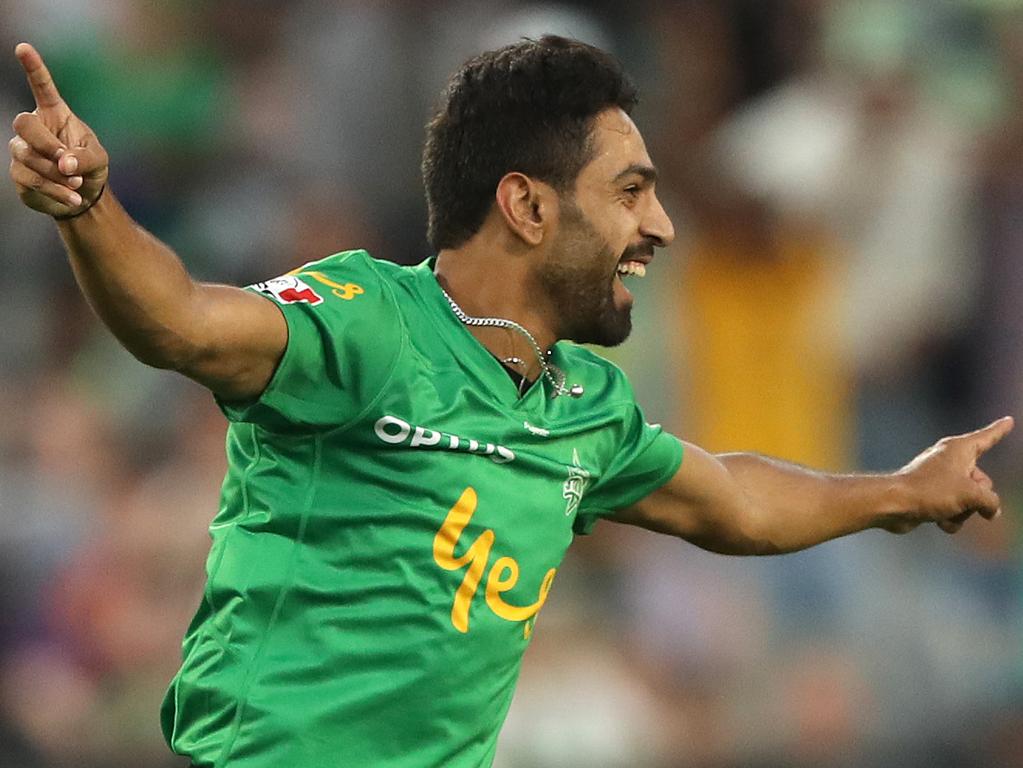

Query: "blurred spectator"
(715, 0), (980, 470)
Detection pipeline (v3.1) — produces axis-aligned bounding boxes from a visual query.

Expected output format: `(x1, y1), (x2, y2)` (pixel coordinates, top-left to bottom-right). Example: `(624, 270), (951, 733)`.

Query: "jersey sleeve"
(217, 250), (404, 431)
(574, 404), (684, 536)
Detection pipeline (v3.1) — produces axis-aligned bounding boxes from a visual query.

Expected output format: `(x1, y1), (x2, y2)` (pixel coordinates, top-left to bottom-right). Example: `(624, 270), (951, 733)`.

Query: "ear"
(494, 172), (550, 246)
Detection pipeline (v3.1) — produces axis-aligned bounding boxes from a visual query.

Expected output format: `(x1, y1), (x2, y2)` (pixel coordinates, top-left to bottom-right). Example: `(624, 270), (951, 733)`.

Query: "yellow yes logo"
(287, 269), (364, 300)
(433, 487), (556, 638)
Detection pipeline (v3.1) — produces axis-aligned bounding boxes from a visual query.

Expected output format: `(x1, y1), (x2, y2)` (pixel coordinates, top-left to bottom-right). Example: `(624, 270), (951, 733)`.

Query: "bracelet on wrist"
(53, 183), (106, 221)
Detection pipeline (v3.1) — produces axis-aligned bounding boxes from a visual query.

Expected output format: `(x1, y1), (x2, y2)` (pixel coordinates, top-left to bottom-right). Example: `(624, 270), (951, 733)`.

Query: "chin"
(566, 309), (632, 347)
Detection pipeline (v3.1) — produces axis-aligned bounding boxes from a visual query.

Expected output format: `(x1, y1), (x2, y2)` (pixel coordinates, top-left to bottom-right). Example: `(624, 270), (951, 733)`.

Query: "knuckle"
(12, 111), (33, 132)
(8, 137), (27, 161)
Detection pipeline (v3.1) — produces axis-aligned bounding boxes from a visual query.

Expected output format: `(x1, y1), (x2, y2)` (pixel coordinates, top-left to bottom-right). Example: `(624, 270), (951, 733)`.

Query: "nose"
(641, 193), (675, 247)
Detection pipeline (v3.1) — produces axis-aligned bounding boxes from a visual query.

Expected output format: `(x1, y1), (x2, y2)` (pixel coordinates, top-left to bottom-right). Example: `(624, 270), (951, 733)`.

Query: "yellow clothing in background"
(677, 233), (852, 471)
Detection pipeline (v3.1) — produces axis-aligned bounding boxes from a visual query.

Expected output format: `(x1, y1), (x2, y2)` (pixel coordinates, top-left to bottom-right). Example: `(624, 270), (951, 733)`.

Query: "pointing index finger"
(966, 416), (1015, 456)
(14, 42), (65, 111)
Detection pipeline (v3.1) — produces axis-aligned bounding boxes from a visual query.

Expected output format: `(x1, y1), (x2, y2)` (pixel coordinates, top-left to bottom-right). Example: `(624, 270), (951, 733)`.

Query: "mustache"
(619, 238), (657, 262)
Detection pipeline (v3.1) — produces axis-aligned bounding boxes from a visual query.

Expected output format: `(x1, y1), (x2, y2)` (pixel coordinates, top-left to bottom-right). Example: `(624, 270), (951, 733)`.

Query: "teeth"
(616, 261), (647, 278)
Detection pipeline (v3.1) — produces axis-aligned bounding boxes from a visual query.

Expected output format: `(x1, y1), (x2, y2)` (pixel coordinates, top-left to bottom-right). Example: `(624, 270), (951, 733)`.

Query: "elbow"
(699, 505), (791, 557)
(130, 349), (182, 371)
(737, 505), (793, 555)
(122, 330), (200, 372)
(129, 350), (184, 372)
(742, 535), (789, 557)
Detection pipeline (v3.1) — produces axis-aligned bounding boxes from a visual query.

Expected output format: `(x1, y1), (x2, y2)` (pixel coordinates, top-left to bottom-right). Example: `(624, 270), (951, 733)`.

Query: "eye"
(617, 185), (642, 207)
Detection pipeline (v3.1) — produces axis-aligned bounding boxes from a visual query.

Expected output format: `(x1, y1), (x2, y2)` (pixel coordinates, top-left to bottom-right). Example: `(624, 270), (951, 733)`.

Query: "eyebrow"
(612, 163), (658, 185)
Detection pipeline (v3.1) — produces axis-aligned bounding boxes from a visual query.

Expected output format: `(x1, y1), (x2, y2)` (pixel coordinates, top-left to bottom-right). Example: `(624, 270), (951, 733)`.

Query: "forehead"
(578, 108), (653, 184)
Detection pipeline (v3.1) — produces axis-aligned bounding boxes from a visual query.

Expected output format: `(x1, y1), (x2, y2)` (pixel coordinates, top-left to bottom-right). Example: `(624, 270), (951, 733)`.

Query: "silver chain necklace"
(442, 290), (584, 398)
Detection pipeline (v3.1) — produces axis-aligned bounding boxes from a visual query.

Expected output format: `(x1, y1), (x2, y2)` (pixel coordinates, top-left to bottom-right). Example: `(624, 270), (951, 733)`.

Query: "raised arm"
(8, 43), (285, 401)
(613, 417), (1014, 555)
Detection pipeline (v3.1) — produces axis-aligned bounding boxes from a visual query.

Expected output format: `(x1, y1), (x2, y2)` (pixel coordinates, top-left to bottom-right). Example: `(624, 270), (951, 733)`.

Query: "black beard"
(542, 252), (632, 346)
(536, 201), (637, 347)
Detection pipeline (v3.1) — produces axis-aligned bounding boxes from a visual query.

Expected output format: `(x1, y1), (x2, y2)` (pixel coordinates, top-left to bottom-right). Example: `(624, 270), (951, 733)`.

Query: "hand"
(8, 42), (108, 218)
(881, 416), (1014, 535)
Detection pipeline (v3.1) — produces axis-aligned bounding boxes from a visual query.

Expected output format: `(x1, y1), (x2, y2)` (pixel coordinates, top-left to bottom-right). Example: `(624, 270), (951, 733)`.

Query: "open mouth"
(615, 261), (647, 278)
(612, 259), (648, 306)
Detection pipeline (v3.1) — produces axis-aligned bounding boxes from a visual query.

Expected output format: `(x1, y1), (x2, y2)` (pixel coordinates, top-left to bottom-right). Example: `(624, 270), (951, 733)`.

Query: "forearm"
(11, 44), (286, 399)
(57, 187), (202, 369)
(717, 453), (908, 554)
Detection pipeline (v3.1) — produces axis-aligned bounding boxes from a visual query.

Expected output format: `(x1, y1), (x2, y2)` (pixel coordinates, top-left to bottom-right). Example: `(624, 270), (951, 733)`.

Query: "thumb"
(970, 466), (993, 491)
(970, 468), (1003, 520)
(57, 134), (107, 178)
(965, 484), (1001, 520)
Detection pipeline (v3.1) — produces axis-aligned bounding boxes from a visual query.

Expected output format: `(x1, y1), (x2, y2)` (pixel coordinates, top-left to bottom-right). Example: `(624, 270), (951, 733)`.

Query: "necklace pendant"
(443, 288), (584, 400)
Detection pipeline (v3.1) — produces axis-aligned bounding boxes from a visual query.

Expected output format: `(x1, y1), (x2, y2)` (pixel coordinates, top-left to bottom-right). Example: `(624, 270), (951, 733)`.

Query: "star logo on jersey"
(562, 449), (590, 517)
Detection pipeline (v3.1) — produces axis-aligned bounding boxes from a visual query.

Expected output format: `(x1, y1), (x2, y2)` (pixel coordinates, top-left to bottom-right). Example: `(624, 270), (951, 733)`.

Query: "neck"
(434, 240), (558, 378)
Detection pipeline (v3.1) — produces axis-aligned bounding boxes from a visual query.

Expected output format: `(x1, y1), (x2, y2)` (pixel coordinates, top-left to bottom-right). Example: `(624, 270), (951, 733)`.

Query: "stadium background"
(2, 1), (1022, 766)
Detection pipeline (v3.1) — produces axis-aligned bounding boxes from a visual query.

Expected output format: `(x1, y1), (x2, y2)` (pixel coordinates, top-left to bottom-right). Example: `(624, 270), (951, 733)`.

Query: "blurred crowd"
(1, 1), (1022, 766)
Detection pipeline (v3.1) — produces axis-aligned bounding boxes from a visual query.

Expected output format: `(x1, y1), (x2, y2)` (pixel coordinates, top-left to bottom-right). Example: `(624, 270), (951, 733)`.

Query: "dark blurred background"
(2, 1), (1022, 766)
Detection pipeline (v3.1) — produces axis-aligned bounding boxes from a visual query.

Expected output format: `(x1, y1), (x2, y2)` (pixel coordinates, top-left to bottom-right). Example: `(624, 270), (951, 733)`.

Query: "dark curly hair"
(422, 35), (638, 252)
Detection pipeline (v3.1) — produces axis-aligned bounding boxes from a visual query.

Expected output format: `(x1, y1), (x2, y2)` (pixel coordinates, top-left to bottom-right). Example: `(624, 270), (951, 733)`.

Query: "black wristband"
(53, 183), (106, 221)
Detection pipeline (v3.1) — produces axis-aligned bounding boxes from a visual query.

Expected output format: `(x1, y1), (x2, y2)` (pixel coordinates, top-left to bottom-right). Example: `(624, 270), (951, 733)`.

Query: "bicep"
(611, 441), (756, 552)
(182, 283), (288, 402)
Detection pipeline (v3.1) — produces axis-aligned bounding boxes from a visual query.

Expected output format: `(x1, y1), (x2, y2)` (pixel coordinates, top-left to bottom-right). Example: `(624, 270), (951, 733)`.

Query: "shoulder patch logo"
(252, 275), (323, 305)
(562, 449), (590, 517)
(292, 270), (365, 301)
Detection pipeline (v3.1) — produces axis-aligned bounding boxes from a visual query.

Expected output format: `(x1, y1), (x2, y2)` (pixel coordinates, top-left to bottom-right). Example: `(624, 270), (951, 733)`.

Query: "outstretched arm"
(614, 417), (1014, 555)
(8, 43), (285, 401)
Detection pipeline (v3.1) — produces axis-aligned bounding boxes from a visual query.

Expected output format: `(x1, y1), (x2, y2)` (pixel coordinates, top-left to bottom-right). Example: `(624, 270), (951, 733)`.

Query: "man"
(8, 36), (1011, 768)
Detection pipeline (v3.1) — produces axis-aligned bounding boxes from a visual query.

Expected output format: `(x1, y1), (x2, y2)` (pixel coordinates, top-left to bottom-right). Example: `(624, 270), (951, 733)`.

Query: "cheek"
(608, 208), (640, 246)
(588, 213), (627, 251)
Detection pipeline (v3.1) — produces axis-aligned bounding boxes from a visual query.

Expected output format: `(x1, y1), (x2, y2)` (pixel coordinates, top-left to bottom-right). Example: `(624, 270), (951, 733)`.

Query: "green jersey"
(161, 250), (683, 767)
